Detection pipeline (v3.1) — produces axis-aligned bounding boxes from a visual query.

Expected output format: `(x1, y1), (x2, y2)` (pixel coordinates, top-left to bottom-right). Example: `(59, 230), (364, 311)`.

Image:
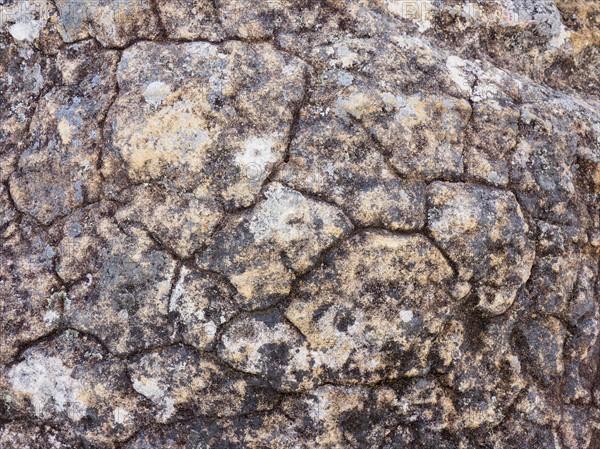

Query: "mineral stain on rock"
(1, 0), (600, 447)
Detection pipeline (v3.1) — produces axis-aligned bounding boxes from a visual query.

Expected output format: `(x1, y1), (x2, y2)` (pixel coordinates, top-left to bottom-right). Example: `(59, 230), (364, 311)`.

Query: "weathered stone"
(156, 0), (222, 41)
(277, 117), (427, 230)
(9, 41), (118, 225)
(168, 266), (238, 351)
(125, 384), (400, 448)
(464, 93), (520, 186)
(51, 202), (177, 355)
(427, 182), (535, 315)
(0, 33), (49, 154)
(442, 315), (526, 431)
(0, 184), (17, 229)
(105, 40), (307, 208)
(128, 345), (277, 423)
(198, 183), (352, 309)
(0, 422), (80, 449)
(54, 0), (160, 48)
(3, 331), (145, 446)
(286, 230), (460, 383)
(516, 317), (567, 386)
(115, 184), (223, 259)
(217, 310), (314, 391)
(2, 0), (600, 447)
(0, 219), (61, 365)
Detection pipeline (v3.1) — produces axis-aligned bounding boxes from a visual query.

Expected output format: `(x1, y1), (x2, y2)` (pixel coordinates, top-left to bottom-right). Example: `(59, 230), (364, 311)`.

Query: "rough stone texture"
(198, 182), (353, 309)
(53, 0), (160, 48)
(1, 0), (600, 447)
(427, 181), (535, 316)
(9, 40), (118, 225)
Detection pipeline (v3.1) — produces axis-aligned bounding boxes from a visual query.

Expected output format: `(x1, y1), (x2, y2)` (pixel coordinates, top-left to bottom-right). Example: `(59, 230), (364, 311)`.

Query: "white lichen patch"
(8, 21), (43, 42)
(143, 81), (171, 107)
(1, 1), (49, 42)
(548, 24), (571, 49)
(113, 406), (129, 425)
(446, 55), (473, 94)
(235, 135), (279, 184)
(8, 354), (87, 421)
(43, 310), (60, 325)
(335, 90), (381, 119)
(399, 310), (414, 323)
(248, 184), (306, 242)
(330, 44), (359, 68)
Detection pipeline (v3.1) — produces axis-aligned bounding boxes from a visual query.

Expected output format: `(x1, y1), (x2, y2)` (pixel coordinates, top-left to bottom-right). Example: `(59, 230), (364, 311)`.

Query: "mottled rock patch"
(1, 0), (600, 447)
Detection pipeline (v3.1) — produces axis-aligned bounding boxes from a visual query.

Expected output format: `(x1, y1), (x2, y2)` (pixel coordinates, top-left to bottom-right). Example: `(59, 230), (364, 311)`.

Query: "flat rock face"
(1, 0), (600, 447)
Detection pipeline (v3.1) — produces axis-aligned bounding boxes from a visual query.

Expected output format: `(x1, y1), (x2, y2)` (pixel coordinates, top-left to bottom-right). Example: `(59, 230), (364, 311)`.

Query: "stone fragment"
(510, 102), (591, 230)
(278, 384), (400, 447)
(370, 93), (471, 180)
(389, 378), (457, 443)
(156, 0), (222, 40)
(559, 406), (599, 449)
(0, 184), (17, 229)
(128, 345), (277, 423)
(51, 202), (177, 355)
(199, 183), (352, 309)
(126, 384), (400, 448)
(0, 422), (79, 449)
(443, 316), (526, 430)
(427, 182), (535, 315)
(105, 41), (307, 208)
(464, 92), (520, 186)
(487, 419), (563, 449)
(0, 33), (49, 154)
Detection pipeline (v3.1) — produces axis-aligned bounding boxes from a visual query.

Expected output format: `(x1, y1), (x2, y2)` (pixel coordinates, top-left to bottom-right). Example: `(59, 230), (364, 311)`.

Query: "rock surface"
(1, 0), (599, 447)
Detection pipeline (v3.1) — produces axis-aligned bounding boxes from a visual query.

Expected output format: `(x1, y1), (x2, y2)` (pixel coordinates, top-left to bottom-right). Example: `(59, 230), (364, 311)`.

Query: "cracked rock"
(54, 0), (160, 48)
(115, 184), (223, 259)
(277, 117), (427, 230)
(427, 182), (535, 316)
(2, 0), (600, 447)
(9, 41), (118, 225)
(105, 40), (307, 208)
(3, 331), (144, 446)
(168, 266), (238, 351)
(0, 218), (60, 365)
(128, 345), (277, 423)
(51, 202), (178, 356)
(198, 182), (353, 309)
(286, 230), (460, 383)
